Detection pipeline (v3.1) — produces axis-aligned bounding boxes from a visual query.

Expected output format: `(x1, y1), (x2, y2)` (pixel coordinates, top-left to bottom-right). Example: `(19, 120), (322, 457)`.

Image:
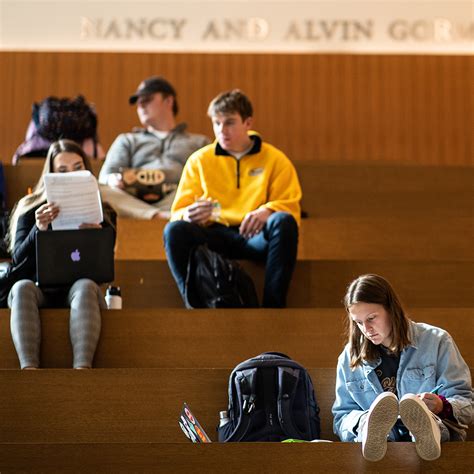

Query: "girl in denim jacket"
(332, 274), (472, 462)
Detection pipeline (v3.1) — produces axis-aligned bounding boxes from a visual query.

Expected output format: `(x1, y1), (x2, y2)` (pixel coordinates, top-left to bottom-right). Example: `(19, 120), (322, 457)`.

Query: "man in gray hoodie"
(99, 76), (210, 219)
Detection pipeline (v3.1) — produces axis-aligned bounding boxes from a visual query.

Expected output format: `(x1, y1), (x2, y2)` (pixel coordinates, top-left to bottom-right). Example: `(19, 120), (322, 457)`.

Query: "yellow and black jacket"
(171, 132), (302, 226)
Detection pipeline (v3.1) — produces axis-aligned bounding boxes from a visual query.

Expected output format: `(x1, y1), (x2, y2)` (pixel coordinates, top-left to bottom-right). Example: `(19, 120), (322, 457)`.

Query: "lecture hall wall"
(0, 52), (472, 166)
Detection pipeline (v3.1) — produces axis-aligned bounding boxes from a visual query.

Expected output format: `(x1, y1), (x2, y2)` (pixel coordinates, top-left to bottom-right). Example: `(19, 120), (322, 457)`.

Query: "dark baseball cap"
(129, 76), (177, 105)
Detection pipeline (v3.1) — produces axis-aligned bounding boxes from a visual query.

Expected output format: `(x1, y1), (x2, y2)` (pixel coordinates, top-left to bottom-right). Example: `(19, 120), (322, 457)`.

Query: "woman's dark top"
(12, 202), (116, 281)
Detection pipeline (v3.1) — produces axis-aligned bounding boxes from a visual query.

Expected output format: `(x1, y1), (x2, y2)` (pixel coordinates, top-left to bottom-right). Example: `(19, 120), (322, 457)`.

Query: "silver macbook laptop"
(35, 227), (114, 287)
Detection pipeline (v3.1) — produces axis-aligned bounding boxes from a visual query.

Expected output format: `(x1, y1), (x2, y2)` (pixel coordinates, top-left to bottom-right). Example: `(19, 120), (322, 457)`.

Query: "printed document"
(44, 171), (103, 230)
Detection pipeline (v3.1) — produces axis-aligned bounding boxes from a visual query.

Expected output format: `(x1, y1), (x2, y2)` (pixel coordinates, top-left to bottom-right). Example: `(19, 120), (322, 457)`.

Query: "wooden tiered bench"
(4, 161), (474, 217)
(0, 368), (472, 443)
(0, 442), (472, 473)
(114, 216), (474, 260)
(0, 308), (472, 369)
(112, 259), (474, 308)
(3, 160), (472, 474)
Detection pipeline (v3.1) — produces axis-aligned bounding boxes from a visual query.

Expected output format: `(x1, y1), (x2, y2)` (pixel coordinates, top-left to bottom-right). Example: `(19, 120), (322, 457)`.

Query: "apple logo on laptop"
(71, 249), (81, 262)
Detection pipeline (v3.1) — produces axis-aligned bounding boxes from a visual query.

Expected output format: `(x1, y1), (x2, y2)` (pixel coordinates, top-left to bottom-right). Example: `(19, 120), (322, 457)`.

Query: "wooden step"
(0, 368), (472, 444)
(0, 369), (472, 444)
(295, 161), (474, 193)
(0, 368), (334, 442)
(113, 260), (474, 308)
(115, 216), (474, 260)
(0, 442), (472, 473)
(301, 190), (474, 218)
(0, 308), (472, 369)
(5, 162), (473, 217)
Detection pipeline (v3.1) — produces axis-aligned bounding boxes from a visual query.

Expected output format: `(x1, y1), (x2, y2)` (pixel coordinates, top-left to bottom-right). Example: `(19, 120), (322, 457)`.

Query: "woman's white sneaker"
(362, 392), (399, 462)
(399, 393), (441, 461)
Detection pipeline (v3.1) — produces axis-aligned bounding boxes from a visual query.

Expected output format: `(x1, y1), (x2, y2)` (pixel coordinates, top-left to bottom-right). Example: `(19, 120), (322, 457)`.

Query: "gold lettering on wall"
(80, 17), (187, 40)
(388, 19), (474, 41)
(80, 16), (473, 44)
(202, 18), (269, 40)
(285, 20), (373, 41)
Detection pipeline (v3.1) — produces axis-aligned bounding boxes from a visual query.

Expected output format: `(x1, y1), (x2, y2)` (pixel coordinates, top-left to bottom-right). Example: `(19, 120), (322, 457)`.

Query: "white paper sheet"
(44, 170), (103, 230)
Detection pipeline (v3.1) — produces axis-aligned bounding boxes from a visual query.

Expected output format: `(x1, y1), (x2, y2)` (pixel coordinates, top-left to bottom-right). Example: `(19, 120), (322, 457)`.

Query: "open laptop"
(35, 227), (114, 287)
(179, 403), (212, 443)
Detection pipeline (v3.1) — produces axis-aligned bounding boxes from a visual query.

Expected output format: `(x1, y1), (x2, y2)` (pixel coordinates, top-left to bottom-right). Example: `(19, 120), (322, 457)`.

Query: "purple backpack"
(12, 95), (98, 163)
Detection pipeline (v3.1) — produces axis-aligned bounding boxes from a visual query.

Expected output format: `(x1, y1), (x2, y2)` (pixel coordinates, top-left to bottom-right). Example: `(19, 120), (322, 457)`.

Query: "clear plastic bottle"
(211, 200), (221, 222)
(105, 285), (122, 310)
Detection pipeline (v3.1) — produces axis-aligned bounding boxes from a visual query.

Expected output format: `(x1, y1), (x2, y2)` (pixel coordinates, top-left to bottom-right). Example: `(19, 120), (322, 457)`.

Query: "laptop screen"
(35, 227), (114, 287)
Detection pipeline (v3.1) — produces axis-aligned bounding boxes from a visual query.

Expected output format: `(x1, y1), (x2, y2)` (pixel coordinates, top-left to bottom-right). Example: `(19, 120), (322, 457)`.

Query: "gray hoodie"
(99, 123), (210, 186)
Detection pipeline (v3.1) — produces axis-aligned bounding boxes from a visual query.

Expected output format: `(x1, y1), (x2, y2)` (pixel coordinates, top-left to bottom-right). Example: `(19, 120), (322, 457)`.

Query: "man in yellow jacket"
(164, 89), (302, 307)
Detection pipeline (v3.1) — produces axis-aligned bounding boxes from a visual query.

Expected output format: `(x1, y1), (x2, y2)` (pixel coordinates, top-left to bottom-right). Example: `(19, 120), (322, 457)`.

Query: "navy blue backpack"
(218, 352), (321, 442)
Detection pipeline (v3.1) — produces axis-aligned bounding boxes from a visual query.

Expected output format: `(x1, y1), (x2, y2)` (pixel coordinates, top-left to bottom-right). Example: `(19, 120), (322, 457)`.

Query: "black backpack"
(184, 244), (259, 308)
(0, 163), (9, 258)
(32, 95), (98, 147)
(218, 352), (321, 442)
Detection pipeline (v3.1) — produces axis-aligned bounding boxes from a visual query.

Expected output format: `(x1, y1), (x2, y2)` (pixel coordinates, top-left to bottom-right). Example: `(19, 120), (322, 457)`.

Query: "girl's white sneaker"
(399, 393), (442, 461)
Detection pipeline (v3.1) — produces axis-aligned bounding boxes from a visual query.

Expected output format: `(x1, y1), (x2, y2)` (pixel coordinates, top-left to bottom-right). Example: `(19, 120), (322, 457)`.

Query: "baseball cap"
(129, 76), (177, 105)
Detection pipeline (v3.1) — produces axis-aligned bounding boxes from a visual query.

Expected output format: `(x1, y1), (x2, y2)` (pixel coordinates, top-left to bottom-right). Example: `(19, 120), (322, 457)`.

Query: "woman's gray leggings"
(8, 279), (105, 369)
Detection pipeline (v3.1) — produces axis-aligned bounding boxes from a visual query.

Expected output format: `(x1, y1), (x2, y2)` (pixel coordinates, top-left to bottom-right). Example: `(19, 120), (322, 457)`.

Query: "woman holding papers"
(332, 274), (472, 462)
(6, 139), (113, 369)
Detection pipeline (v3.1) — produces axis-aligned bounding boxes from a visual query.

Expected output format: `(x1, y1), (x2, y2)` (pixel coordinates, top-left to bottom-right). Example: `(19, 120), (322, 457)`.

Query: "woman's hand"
(418, 392), (443, 414)
(35, 202), (59, 231)
(79, 223), (102, 229)
(106, 173), (125, 189)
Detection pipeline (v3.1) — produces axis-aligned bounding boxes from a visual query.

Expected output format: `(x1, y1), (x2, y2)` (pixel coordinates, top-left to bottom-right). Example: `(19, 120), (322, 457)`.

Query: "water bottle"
(105, 285), (122, 310)
(219, 410), (230, 428)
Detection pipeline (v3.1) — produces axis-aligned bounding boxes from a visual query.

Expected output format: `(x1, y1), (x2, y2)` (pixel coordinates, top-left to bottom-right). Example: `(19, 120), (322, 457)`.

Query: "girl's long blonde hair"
(7, 139), (93, 253)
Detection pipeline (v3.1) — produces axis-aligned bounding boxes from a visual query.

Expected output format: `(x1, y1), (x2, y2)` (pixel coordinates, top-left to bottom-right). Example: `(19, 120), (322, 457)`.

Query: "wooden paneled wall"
(0, 52), (472, 165)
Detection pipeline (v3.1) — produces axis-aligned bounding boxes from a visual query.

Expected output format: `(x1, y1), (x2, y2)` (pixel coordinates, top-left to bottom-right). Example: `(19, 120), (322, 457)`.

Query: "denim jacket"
(332, 321), (473, 441)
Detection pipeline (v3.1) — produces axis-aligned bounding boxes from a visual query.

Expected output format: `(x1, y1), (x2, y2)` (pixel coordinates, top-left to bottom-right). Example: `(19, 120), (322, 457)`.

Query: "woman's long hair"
(7, 139), (93, 253)
(343, 274), (411, 369)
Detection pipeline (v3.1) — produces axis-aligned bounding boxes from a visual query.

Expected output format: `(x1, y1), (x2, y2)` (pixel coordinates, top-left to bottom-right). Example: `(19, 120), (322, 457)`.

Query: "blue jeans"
(164, 212), (298, 308)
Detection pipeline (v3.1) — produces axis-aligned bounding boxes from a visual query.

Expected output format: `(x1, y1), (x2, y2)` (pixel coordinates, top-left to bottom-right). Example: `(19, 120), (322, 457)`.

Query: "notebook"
(35, 227), (114, 287)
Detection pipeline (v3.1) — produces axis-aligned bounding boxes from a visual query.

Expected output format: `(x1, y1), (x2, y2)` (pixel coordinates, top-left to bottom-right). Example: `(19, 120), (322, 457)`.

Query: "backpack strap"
(238, 368), (257, 415)
(225, 368), (257, 442)
(277, 366), (305, 439)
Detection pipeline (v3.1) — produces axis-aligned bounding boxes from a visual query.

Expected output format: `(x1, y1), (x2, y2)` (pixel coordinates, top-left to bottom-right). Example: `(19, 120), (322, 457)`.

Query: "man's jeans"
(164, 212), (298, 308)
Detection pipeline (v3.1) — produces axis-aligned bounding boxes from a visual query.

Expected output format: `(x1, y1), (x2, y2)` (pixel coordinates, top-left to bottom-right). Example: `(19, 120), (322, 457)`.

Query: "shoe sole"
(362, 395), (399, 462)
(399, 397), (441, 461)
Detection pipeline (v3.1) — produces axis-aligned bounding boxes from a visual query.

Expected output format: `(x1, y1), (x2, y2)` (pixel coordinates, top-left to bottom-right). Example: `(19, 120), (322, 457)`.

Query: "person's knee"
(164, 220), (192, 246)
(69, 279), (104, 315)
(70, 278), (100, 299)
(267, 212), (298, 234)
(9, 279), (37, 302)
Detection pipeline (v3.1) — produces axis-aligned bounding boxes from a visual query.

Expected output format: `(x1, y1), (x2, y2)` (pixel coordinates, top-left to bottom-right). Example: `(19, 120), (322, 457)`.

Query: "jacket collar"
(406, 320), (418, 350)
(361, 320), (418, 372)
(215, 133), (262, 157)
